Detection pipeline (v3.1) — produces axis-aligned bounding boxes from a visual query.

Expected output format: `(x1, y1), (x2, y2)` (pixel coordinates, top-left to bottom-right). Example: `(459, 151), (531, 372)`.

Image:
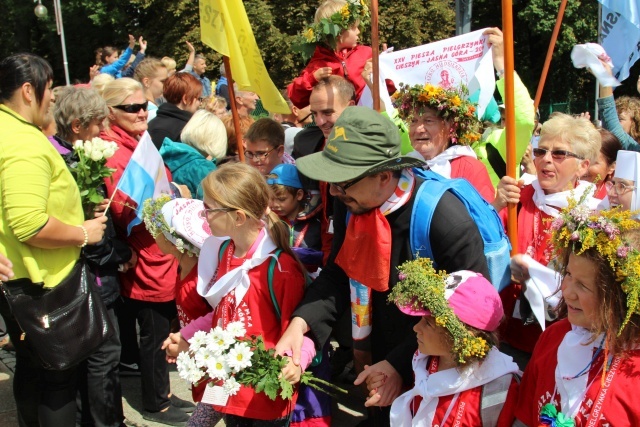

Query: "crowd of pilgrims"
(2, 0), (640, 426)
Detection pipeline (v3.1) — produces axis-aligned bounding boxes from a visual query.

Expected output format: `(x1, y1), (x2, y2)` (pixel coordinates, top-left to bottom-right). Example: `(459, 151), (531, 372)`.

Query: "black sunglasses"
(330, 175), (365, 195)
(532, 148), (584, 161)
(113, 101), (149, 114)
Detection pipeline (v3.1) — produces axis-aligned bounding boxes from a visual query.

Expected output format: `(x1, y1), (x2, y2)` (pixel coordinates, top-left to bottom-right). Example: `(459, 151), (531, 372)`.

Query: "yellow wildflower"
(303, 27), (315, 42)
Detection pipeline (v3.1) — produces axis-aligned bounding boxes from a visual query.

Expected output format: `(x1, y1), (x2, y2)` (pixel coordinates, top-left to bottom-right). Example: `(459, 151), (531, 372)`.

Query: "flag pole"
(223, 55), (245, 162)
(502, 0), (518, 254)
(371, 0), (381, 112)
(533, 0), (567, 110)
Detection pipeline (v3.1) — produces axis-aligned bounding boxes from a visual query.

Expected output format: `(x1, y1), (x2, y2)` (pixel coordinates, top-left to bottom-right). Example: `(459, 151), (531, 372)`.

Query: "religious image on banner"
(360, 28), (495, 118)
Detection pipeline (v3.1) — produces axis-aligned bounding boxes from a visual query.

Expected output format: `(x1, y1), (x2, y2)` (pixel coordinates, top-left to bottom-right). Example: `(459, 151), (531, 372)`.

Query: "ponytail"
(264, 211), (307, 277)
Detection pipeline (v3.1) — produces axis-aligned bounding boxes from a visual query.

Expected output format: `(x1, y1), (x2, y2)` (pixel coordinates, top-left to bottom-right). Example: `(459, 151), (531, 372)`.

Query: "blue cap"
(266, 164), (303, 189)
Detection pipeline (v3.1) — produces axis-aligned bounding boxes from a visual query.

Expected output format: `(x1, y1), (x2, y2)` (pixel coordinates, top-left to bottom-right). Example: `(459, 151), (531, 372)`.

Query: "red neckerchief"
(335, 208), (392, 291)
(212, 232), (263, 328)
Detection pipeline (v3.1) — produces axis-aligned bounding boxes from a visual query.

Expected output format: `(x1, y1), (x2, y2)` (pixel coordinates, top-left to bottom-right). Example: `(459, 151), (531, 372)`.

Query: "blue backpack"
(410, 168), (511, 292)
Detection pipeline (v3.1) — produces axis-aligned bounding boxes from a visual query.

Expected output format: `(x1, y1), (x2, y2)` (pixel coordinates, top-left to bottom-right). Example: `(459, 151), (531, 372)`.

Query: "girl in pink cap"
(384, 260), (519, 426)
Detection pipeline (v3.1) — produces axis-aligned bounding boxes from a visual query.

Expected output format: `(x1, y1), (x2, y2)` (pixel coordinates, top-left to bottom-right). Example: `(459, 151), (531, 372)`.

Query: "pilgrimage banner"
(368, 29), (495, 117)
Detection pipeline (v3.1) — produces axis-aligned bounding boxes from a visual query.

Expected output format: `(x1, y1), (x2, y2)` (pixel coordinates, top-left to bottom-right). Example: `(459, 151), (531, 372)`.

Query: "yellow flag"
(199, 0), (290, 114)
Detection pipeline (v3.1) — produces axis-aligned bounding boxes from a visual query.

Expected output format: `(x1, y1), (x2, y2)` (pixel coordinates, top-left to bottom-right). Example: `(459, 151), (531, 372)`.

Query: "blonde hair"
(181, 110), (228, 160)
(315, 0), (347, 22)
(206, 95), (227, 113)
(540, 113), (602, 163)
(101, 77), (144, 107)
(133, 58), (166, 83)
(202, 163), (305, 273)
(161, 56), (177, 72)
(91, 73), (115, 96)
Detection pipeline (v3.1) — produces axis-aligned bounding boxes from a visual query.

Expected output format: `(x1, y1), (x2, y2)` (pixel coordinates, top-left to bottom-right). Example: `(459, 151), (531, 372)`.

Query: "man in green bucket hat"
(277, 106), (490, 426)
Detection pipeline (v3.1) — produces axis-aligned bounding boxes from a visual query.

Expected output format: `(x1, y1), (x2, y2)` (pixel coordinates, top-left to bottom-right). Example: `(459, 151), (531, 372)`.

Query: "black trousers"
(117, 296), (176, 412)
(77, 304), (124, 427)
(0, 291), (79, 427)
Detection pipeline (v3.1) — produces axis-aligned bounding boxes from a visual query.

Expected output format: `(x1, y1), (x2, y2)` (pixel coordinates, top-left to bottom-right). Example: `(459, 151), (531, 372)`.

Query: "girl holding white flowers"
(163, 163), (309, 426)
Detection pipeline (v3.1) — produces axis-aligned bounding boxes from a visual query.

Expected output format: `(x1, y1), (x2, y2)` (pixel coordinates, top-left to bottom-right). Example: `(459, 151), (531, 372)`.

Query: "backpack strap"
(480, 373), (519, 426)
(267, 249), (283, 320)
(410, 169), (450, 262)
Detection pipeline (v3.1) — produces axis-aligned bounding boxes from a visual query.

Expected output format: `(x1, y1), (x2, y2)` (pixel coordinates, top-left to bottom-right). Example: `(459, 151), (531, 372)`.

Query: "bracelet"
(77, 225), (88, 248)
(496, 69), (505, 79)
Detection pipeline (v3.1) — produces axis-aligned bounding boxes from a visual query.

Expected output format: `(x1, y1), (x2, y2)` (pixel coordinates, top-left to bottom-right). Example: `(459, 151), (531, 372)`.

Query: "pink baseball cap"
(397, 270), (504, 332)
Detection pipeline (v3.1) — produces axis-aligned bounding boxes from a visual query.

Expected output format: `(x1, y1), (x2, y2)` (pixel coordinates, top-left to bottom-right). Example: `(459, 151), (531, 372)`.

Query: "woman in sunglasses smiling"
(99, 78), (193, 425)
(493, 113), (602, 364)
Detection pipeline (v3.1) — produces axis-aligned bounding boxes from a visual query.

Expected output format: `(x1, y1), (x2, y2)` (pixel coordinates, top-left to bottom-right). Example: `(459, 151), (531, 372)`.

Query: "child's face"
(244, 139), (283, 176)
(106, 51), (119, 64)
(561, 253), (600, 330)
(271, 189), (304, 221)
(413, 316), (451, 357)
(337, 25), (360, 50)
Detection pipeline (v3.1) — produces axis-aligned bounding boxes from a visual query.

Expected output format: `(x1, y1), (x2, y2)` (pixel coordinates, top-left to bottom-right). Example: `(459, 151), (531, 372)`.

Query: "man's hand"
(186, 41), (195, 53)
(274, 317), (309, 366)
(354, 360), (403, 407)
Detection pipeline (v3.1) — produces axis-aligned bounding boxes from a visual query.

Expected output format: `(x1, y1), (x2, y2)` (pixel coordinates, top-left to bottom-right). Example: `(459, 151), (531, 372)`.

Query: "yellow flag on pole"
(199, 0), (290, 114)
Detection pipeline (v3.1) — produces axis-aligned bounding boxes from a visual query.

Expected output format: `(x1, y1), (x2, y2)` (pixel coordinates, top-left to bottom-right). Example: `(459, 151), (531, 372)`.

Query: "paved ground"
(0, 344), (367, 427)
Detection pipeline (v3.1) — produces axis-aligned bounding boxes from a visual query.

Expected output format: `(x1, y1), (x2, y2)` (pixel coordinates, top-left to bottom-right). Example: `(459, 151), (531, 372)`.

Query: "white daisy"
(223, 377), (241, 396)
(226, 321), (246, 338)
(226, 342), (253, 372)
(177, 353), (203, 384)
(206, 356), (231, 380)
(188, 330), (209, 352)
(206, 327), (235, 355)
(194, 347), (215, 369)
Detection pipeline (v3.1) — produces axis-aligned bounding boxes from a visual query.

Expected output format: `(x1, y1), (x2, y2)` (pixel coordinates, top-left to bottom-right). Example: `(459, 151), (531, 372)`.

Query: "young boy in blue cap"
(267, 163), (323, 273)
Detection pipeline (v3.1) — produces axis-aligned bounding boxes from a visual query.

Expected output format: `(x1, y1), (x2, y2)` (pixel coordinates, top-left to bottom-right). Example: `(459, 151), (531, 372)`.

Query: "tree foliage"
(1, 0), (635, 108)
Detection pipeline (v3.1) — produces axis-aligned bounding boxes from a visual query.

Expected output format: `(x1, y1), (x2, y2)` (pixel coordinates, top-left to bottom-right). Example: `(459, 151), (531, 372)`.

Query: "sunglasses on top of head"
(112, 101), (149, 114)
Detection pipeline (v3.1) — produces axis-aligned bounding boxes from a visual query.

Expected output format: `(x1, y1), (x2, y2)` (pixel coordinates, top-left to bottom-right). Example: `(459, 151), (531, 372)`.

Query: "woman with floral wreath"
(288, 0), (373, 108)
(503, 203), (640, 426)
(386, 260), (519, 426)
(392, 81), (495, 203)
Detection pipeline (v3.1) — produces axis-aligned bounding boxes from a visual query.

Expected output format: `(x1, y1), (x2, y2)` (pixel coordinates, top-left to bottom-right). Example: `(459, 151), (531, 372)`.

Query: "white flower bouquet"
(176, 321), (345, 401)
(69, 138), (118, 218)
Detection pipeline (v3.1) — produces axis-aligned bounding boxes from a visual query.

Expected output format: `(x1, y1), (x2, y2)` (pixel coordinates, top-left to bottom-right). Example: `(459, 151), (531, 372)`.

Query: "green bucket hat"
(296, 106), (425, 183)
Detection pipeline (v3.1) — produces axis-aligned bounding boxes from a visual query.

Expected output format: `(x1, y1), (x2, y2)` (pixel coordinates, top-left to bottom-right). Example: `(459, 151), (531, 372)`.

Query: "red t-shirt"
(450, 156), (496, 203)
(176, 265), (211, 328)
(509, 319), (640, 426)
(209, 246), (306, 420)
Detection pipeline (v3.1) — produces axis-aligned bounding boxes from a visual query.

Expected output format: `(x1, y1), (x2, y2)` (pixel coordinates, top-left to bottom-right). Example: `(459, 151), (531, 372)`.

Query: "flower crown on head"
(392, 83), (481, 146)
(293, 0), (370, 61)
(142, 195), (199, 257)
(550, 194), (640, 334)
(388, 257), (490, 364)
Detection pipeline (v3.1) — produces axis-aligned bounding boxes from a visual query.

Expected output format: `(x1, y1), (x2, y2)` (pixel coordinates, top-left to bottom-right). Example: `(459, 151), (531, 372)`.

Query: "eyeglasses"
(198, 207), (236, 219)
(245, 146), (277, 161)
(609, 181), (637, 196)
(532, 148), (584, 161)
(112, 101), (149, 114)
(198, 97), (204, 103)
(296, 112), (313, 124)
(330, 175), (365, 195)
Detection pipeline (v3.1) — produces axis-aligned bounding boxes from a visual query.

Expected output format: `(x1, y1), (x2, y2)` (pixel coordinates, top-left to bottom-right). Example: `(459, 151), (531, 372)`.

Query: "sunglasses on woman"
(532, 148), (584, 161)
(112, 101), (149, 114)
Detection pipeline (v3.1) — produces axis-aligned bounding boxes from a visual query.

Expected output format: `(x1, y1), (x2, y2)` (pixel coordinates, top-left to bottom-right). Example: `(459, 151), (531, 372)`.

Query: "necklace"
(561, 336), (605, 380)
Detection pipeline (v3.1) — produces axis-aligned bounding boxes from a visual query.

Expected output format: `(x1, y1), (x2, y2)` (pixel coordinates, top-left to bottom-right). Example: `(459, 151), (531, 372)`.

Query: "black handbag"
(0, 258), (114, 370)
